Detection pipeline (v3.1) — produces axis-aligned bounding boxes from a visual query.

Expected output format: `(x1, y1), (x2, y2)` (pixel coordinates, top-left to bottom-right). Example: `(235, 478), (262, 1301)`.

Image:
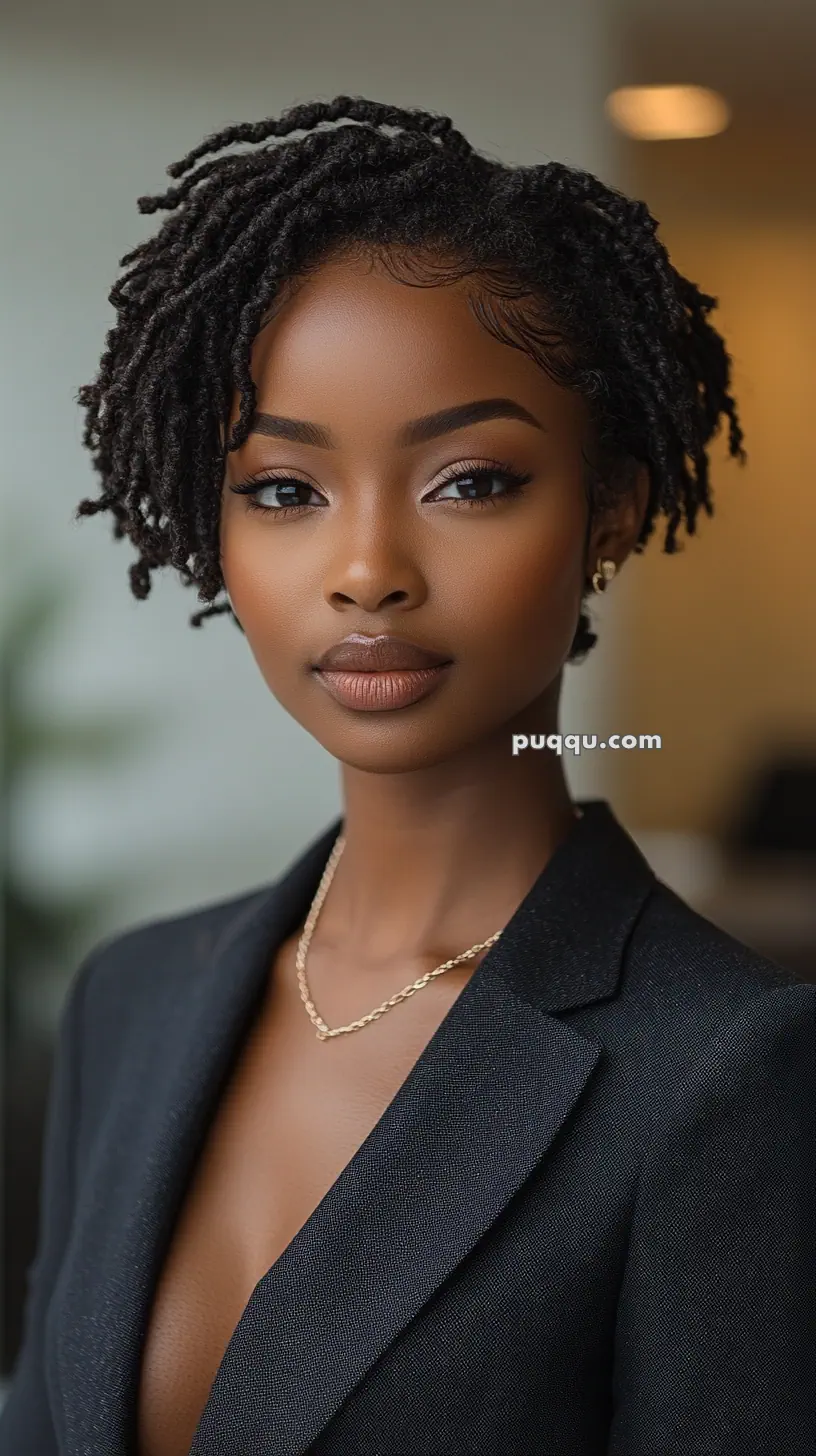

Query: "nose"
(324, 559), (427, 614)
(321, 512), (428, 615)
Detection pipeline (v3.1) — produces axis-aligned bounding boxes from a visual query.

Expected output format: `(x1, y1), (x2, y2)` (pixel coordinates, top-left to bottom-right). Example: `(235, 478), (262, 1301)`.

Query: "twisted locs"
(75, 94), (746, 656)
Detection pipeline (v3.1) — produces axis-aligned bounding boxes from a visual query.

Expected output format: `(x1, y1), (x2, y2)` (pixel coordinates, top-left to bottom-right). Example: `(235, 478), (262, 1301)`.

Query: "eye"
(425, 461), (533, 509)
(228, 474), (326, 517)
(228, 458), (534, 520)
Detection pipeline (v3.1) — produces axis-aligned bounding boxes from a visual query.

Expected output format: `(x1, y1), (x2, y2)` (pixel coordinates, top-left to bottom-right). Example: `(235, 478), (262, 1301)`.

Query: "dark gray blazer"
(1, 799), (813, 1455)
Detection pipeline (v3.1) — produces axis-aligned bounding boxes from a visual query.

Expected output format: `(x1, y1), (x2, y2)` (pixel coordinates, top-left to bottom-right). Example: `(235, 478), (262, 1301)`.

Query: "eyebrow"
(248, 397), (546, 449)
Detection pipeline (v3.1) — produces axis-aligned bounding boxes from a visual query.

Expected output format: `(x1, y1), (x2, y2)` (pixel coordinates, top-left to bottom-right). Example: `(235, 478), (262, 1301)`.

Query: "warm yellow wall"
(616, 130), (816, 833)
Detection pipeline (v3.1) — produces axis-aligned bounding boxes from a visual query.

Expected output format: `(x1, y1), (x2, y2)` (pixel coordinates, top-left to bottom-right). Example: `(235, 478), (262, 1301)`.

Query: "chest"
(134, 936), (474, 1456)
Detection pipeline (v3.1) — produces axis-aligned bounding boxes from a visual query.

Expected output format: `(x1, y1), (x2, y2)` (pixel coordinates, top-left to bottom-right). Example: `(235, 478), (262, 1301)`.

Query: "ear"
(584, 459), (650, 586)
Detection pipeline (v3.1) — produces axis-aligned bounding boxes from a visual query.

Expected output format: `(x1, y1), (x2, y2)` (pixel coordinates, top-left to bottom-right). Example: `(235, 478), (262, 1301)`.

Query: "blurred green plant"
(1, 560), (155, 1031)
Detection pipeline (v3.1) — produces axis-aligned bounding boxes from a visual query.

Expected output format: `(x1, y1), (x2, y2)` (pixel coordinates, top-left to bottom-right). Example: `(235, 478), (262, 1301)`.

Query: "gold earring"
(591, 557), (617, 593)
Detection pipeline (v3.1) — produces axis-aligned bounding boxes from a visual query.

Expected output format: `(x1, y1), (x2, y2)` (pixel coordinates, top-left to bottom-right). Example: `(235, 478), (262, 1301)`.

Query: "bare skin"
(135, 247), (649, 1456)
(218, 247), (648, 1001)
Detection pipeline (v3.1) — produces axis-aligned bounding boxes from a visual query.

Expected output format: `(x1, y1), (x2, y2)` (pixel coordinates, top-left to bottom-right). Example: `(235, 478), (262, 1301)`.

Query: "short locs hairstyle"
(75, 94), (746, 661)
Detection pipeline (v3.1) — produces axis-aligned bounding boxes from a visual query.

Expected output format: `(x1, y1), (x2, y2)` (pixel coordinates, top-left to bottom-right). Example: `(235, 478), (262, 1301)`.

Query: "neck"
(313, 685), (579, 964)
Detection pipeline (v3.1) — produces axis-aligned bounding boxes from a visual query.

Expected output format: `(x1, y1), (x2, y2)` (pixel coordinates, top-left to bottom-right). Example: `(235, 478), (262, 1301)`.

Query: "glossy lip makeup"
(311, 633), (454, 711)
(312, 663), (453, 711)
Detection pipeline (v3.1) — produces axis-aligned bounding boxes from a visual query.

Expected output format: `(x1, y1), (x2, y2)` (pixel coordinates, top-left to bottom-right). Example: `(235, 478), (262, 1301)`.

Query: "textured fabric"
(0, 798), (813, 1456)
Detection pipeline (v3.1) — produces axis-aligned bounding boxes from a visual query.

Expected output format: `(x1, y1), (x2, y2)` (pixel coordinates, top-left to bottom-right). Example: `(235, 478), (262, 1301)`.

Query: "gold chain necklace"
(295, 833), (504, 1041)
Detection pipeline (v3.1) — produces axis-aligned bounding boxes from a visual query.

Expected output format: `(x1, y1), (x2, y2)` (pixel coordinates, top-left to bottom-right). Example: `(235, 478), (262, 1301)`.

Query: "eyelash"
(229, 458), (534, 519)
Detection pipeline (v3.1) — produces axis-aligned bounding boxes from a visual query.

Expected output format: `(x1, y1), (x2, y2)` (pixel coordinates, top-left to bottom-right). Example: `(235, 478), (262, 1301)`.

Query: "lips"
(314, 664), (451, 711)
(311, 634), (453, 712)
(314, 634), (451, 672)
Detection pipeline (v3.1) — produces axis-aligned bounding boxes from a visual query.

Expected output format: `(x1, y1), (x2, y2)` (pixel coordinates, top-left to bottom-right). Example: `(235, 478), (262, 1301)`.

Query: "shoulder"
(69, 878), (273, 1025)
(611, 904), (814, 1456)
(615, 876), (815, 1089)
(579, 879), (816, 1223)
(632, 876), (804, 993)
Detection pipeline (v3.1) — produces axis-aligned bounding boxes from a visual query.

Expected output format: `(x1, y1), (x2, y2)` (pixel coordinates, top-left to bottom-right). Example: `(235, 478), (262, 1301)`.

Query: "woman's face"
(220, 249), (638, 773)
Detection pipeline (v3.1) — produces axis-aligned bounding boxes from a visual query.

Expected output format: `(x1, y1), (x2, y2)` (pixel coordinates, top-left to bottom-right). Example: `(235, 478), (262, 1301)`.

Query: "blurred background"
(1, 0), (814, 1385)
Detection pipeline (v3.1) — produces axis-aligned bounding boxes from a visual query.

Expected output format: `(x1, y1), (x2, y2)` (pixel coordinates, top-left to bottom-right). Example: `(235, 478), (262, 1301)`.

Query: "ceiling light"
(605, 85), (731, 141)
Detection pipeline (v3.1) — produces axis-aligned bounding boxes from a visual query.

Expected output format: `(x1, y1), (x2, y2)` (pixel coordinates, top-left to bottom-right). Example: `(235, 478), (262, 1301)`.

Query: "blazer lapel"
(54, 822), (342, 1456)
(55, 800), (656, 1456)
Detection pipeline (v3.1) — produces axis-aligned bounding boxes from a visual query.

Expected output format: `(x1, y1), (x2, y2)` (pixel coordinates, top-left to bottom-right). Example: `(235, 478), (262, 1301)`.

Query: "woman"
(1, 96), (813, 1456)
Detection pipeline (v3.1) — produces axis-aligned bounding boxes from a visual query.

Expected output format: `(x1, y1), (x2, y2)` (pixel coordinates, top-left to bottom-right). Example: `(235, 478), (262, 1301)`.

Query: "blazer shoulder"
(629, 874), (811, 1005)
(74, 877), (274, 1015)
(604, 878), (816, 1151)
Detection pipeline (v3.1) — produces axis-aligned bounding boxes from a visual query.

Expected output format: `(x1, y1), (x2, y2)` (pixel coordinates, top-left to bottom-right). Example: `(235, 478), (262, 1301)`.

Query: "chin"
(304, 708), (493, 775)
(316, 726), (468, 775)
(332, 744), (458, 775)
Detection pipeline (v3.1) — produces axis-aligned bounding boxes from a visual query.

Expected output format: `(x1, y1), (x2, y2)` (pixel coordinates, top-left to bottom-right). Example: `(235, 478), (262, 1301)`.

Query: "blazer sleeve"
(0, 946), (100, 1455)
(607, 981), (816, 1456)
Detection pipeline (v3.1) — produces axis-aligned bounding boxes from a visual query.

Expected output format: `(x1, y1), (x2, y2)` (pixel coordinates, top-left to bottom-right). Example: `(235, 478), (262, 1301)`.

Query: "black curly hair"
(75, 94), (746, 660)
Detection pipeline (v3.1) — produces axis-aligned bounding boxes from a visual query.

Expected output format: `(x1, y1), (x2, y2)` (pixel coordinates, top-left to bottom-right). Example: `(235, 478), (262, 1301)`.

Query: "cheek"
(219, 513), (302, 640)
(445, 496), (586, 670)
(219, 479), (587, 696)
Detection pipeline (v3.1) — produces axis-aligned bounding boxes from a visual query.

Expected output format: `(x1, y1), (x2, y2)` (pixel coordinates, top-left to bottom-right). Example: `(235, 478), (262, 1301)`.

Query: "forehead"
(240, 248), (586, 441)
(251, 253), (494, 371)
